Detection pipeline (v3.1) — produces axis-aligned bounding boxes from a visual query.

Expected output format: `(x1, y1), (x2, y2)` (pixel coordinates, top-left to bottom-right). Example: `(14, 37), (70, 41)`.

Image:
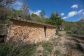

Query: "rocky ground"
(35, 31), (84, 56)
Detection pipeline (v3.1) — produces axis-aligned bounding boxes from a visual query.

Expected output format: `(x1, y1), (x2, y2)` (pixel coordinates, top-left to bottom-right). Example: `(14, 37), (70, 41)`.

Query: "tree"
(40, 10), (45, 18)
(45, 13), (64, 34)
(0, 0), (16, 7)
(30, 13), (45, 22)
(21, 0), (30, 19)
(0, 0), (17, 25)
(47, 13), (63, 28)
(0, 0), (16, 18)
(0, 0), (17, 35)
(0, 0), (31, 20)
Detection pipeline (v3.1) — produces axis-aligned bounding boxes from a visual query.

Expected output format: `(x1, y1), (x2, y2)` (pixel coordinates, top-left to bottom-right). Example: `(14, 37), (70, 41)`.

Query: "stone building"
(0, 18), (56, 44)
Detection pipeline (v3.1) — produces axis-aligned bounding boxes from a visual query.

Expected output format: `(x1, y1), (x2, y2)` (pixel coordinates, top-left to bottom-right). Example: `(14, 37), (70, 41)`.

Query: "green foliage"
(0, 43), (37, 56)
(0, 0), (16, 7)
(30, 13), (45, 23)
(45, 13), (64, 28)
(40, 10), (45, 18)
(42, 42), (53, 53)
(0, 0), (16, 23)
(64, 20), (84, 35)
(0, 0), (30, 21)
(55, 50), (61, 56)
(0, 43), (13, 56)
(50, 13), (62, 25)
(13, 10), (22, 16)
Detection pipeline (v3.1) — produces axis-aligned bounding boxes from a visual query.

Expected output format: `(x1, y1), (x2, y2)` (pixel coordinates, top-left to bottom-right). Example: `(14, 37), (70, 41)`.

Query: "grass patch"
(0, 43), (37, 56)
(42, 42), (53, 53)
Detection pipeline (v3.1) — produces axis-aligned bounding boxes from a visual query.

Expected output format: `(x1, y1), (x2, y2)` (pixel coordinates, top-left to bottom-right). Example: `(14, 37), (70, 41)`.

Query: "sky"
(13, 0), (84, 22)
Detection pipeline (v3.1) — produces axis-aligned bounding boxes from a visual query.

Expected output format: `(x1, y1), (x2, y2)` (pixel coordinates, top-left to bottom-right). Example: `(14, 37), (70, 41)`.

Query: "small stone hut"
(0, 18), (56, 43)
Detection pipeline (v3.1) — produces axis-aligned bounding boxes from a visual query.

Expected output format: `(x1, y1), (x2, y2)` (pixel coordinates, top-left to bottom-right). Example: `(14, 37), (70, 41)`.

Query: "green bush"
(42, 42), (53, 53)
(54, 50), (61, 56)
(0, 43), (37, 56)
(0, 43), (12, 56)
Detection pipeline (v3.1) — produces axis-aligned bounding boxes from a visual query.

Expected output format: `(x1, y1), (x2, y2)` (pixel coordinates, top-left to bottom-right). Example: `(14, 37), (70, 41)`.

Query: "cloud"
(29, 10), (49, 18)
(29, 10), (33, 14)
(12, 1), (23, 10)
(15, 1), (22, 6)
(62, 9), (84, 19)
(29, 10), (42, 16)
(62, 17), (67, 19)
(33, 10), (42, 16)
(61, 13), (64, 16)
(68, 11), (77, 17)
(78, 9), (84, 17)
(71, 4), (78, 9)
(63, 11), (77, 19)
(83, 12), (84, 15)
(78, 9), (84, 14)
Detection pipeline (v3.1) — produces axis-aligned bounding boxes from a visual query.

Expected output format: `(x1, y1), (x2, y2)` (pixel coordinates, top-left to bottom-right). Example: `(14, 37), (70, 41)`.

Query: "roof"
(10, 17), (56, 28)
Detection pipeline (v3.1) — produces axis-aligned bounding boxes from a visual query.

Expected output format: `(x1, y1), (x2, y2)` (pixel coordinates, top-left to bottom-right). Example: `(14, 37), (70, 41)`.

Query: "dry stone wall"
(6, 20), (56, 44)
(46, 28), (56, 38)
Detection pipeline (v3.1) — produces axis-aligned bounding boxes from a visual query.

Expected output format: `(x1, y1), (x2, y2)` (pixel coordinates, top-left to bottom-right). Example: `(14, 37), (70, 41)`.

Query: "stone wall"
(46, 27), (56, 38)
(6, 20), (56, 44)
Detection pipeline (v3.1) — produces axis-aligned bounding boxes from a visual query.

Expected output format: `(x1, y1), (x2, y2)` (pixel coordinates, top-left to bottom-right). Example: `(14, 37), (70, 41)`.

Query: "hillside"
(64, 19), (84, 36)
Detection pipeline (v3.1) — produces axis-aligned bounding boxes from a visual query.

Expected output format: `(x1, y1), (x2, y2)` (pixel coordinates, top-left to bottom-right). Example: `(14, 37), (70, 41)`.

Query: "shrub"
(0, 43), (13, 56)
(0, 43), (37, 56)
(42, 42), (53, 53)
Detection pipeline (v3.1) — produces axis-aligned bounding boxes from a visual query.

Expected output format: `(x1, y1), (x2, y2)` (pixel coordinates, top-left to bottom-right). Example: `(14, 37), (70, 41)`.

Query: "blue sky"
(13, 0), (84, 22)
